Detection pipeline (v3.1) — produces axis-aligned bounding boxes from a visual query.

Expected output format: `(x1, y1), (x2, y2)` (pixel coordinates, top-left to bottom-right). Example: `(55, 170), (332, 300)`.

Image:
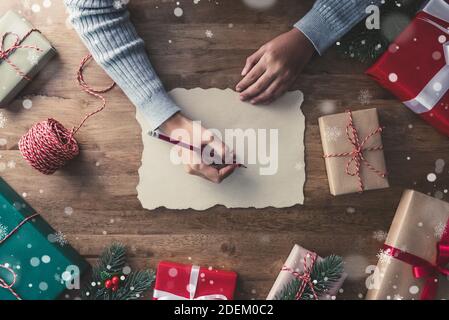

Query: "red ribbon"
(282, 252), (318, 300)
(323, 110), (387, 192)
(0, 212), (39, 300)
(0, 29), (43, 81)
(382, 219), (449, 300)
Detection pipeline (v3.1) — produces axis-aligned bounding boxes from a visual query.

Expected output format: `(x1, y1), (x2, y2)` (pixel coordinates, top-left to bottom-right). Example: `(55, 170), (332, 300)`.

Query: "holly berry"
(112, 285), (118, 292)
(104, 279), (113, 289)
(111, 276), (120, 286)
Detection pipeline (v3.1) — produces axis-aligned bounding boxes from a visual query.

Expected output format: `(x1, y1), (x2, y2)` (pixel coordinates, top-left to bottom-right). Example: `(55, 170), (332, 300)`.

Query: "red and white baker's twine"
(282, 252), (318, 300)
(0, 29), (43, 81)
(323, 110), (387, 192)
(0, 213), (39, 300)
(19, 54), (115, 174)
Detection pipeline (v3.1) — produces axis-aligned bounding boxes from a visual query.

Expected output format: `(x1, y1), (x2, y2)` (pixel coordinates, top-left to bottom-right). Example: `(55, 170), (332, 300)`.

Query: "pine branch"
(337, 0), (422, 63)
(82, 243), (155, 300)
(276, 255), (344, 300)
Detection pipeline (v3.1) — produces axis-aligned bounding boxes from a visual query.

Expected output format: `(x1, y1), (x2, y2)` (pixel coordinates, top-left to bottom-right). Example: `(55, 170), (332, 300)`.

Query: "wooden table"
(1, 0), (447, 300)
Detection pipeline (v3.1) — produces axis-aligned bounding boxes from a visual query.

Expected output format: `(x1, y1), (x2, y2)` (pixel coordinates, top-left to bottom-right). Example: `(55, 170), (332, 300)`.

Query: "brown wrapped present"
(366, 190), (449, 300)
(266, 244), (346, 300)
(318, 108), (389, 196)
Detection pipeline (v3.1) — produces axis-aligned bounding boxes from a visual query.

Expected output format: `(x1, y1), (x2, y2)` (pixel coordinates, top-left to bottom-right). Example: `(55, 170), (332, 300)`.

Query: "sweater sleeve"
(295, 0), (383, 55)
(64, 0), (180, 131)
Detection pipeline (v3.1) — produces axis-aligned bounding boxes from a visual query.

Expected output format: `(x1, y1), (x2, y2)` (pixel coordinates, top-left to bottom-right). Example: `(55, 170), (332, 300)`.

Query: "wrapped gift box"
(0, 178), (89, 300)
(153, 261), (237, 300)
(0, 10), (56, 106)
(367, 0), (449, 136)
(266, 244), (346, 300)
(318, 108), (389, 196)
(366, 190), (449, 300)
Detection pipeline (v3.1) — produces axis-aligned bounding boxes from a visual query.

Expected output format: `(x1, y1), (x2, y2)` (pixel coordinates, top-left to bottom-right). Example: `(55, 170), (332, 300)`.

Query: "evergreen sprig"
(276, 255), (344, 300)
(82, 243), (155, 300)
(337, 0), (422, 63)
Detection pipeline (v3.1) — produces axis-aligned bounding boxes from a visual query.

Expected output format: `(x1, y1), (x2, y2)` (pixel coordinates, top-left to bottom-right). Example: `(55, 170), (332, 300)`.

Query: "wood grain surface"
(1, 0), (448, 300)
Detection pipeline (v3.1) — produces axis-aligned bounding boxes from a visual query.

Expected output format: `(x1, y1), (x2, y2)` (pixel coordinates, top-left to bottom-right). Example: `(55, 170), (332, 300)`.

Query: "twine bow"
(324, 110), (387, 192)
(0, 212), (39, 300)
(0, 29), (43, 81)
(282, 252), (318, 300)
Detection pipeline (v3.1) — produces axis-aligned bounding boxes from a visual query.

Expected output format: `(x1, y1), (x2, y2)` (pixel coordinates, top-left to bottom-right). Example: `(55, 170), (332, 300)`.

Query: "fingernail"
(236, 87), (241, 92)
(250, 100), (256, 104)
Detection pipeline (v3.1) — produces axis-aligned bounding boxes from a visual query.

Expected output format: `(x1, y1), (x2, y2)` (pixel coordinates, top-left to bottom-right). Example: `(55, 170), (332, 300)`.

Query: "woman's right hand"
(159, 113), (238, 184)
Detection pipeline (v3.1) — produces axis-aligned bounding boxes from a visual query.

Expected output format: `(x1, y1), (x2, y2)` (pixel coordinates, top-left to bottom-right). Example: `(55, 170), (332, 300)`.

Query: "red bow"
(383, 224), (449, 300)
(0, 29), (42, 81)
(323, 110), (387, 192)
(282, 252), (318, 300)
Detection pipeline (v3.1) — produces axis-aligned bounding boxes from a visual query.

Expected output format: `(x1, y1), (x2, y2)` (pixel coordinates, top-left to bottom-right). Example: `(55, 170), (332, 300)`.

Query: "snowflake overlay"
(0, 112), (7, 128)
(434, 221), (447, 240)
(27, 50), (39, 66)
(49, 231), (68, 246)
(205, 30), (214, 38)
(376, 248), (392, 266)
(0, 223), (8, 240)
(325, 126), (342, 142)
(372, 230), (387, 242)
(113, 0), (129, 10)
(393, 294), (403, 300)
(7, 160), (15, 169)
(358, 89), (372, 105)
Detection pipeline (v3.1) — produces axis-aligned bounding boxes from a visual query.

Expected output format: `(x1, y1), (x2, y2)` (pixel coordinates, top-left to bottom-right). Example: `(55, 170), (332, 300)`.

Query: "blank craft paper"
(136, 88), (305, 210)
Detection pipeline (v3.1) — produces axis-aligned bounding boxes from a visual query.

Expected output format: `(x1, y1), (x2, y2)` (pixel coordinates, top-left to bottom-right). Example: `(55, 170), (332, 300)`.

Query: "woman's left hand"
(236, 28), (315, 105)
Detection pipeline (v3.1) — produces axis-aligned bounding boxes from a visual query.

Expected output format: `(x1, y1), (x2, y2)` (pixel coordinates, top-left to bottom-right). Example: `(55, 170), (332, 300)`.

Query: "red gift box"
(153, 261), (237, 300)
(367, 0), (449, 136)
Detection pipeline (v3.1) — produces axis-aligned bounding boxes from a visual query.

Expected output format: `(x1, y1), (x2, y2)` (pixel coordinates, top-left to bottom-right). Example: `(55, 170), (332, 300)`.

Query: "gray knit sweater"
(64, 0), (380, 131)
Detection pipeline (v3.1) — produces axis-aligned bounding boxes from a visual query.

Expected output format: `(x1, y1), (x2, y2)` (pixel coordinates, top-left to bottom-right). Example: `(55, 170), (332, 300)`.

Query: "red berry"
(112, 285), (118, 292)
(104, 279), (113, 289)
(111, 276), (120, 285)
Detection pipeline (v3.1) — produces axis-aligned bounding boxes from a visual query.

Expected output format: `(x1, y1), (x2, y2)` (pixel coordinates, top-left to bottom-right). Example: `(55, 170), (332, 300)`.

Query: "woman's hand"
(159, 113), (237, 184)
(236, 28), (315, 104)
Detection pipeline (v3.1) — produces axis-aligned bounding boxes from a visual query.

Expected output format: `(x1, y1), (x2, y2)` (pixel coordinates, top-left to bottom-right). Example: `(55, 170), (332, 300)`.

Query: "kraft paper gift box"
(0, 10), (56, 106)
(366, 190), (449, 300)
(367, 0), (449, 137)
(318, 108), (389, 196)
(0, 178), (89, 300)
(266, 244), (347, 300)
(153, 261), (237, 300)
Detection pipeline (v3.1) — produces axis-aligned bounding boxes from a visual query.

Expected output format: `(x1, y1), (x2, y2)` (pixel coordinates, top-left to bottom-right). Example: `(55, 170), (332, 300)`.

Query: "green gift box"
(0, 10), (56, 106)
(0, 178), (89, 300)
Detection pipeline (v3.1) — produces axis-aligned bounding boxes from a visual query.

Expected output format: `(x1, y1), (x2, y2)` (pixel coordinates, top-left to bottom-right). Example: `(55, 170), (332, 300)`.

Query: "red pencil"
(149, 131), (246, 168)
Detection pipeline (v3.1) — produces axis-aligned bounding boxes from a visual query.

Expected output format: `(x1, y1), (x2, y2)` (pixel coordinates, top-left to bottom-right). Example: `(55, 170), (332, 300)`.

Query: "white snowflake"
(325, 126), (342, 142)
(358, 89), (372, 105)
(372, 230), (388, 242)
(376, 248), (392, 266)
(393, 294), (403, 300)
(0, 223), (8, 240)
(294, 162), (304, 171)
(205, 30), (214, 38)
(49, 231), (68, 246)
(0, 112), (7, 128)
(7, 160), (15, 169)
(434, 221), (447, 240)
(27, 50), (39, 66)
(113, 0), (129, 9)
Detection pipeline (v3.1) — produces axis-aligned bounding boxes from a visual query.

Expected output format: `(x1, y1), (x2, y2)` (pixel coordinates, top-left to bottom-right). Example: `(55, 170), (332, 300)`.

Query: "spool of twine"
(18, 54), (115, 174)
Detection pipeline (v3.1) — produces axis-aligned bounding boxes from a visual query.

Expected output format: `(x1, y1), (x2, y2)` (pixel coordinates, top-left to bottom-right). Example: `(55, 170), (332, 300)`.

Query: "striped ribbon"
(0, 29), (43, 81)
(282, 252), (318, 300)
(323, 110), (387, 192)
(0, 212), (39, 300)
